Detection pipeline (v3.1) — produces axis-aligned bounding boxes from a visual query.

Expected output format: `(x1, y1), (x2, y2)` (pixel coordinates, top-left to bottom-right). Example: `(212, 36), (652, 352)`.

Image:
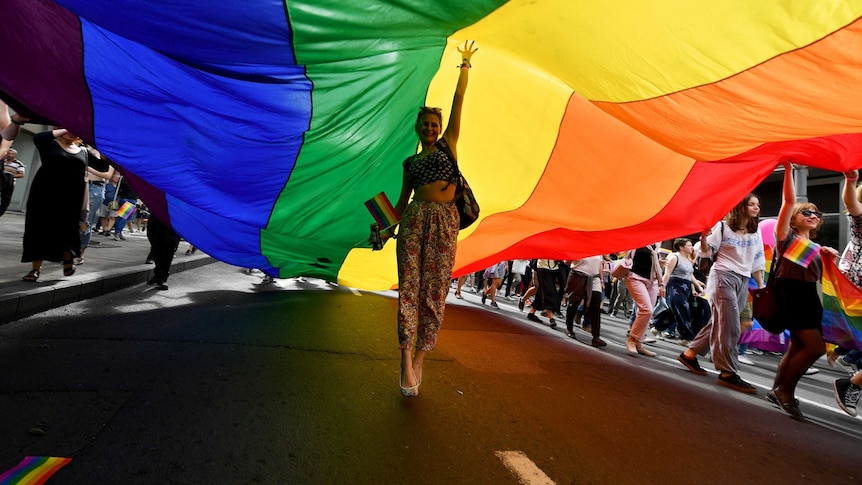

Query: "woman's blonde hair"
(790, 202), (823, 238)
(415, 106), (443, 133)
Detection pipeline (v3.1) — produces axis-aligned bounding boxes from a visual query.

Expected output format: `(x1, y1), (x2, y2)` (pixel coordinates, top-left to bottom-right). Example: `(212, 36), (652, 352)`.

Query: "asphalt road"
(0, 263), (859, 484)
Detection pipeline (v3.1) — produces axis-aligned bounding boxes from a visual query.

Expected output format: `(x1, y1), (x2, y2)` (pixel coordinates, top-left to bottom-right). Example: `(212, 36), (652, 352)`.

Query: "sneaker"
(118, 233), (126, 240)
(833, 378), (860, 417)
(73, 257), (84, 265)
(832, 356), (859, 375)
(518, 298), (525, 312)
(112, 233), (120, 241)
(804, 367), (820, 375)
(642, 336), (657, 344)
(481, 292), (487, 305)
(747, 348), (763, 355)
(738, 355), (755, 366)
(649, 327), (661, 337)
(548, 318), (557, 329)
(677, 353), (707, 376)
(717, 373), (758, 394)
(145, 258), (154, 264)
(490, 301), (499, 309)
(527, 313), (541, 323)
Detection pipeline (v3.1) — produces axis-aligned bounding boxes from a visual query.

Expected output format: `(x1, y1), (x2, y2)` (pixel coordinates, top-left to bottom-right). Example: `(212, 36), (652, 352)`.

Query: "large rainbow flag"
(3, 1), (862, 290)
(821, 252), (862, 351)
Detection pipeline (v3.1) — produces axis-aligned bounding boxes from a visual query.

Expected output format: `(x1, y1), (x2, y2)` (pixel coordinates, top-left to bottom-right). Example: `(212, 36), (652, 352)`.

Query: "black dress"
(21, 132), (87, 263)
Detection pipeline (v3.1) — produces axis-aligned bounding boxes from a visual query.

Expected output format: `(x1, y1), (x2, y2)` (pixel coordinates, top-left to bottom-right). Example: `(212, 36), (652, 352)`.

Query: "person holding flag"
(766, 161), (839, 419)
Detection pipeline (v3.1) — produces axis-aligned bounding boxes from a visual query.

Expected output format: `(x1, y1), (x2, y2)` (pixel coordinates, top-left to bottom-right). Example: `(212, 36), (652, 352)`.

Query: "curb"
(0, 255), (216, 324)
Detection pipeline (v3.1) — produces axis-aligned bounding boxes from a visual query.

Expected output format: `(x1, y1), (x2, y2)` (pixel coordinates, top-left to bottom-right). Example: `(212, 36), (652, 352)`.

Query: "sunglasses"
(800, 209), (823, 218)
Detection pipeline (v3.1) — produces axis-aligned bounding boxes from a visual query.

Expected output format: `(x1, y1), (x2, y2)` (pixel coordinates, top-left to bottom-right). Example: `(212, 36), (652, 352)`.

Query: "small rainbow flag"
(364, 192), (399, 230)
(821, 252), (862, 351)
(115, 201), (135, 220)
(782, 236), (820, 268)
(0, 456), (71, 485)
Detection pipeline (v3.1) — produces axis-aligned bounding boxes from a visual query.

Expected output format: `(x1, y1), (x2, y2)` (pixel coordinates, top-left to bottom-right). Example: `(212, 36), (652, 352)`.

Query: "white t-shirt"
(570, 256), (603, 292)
(511, 259), (529, 275)
(701, 221), (765, 278)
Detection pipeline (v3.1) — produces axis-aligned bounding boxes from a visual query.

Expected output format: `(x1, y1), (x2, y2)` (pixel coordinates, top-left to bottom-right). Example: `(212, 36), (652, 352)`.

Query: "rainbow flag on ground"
(0, 456), (71, 485)
(821, 252), (862, 351)
(364, 192), (399, 230)
(782, 236), (820, 268)
(115, 201), (135, 220)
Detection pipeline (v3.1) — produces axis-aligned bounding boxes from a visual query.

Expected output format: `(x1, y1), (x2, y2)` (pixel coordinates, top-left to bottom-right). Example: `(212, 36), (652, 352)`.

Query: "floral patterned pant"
(397, 200), (459, 351)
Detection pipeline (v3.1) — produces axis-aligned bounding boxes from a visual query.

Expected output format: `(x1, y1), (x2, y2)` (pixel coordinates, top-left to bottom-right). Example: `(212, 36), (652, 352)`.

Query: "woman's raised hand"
(457, 40), (478, 66)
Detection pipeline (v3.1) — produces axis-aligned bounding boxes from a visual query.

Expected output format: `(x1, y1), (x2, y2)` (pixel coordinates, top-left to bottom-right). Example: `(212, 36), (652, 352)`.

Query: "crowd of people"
(386, 40), (861, 416)
(0, 101), (204, 290)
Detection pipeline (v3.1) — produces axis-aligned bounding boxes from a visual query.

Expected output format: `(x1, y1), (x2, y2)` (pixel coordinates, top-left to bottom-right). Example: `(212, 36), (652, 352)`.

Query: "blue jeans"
(80, 182), (106, 248)
(112, 198), (137, 234)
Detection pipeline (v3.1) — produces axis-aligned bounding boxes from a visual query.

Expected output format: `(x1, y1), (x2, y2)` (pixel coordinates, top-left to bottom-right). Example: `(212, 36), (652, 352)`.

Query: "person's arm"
(842, 169), (862, 217)
(752, 269), (764, 289)
(441, 40), (477, 156)
(661, 253), (678, 287)
(1, 113), (27, 141)
(393, 162), (412, 219)
(775, 160), (795, 243)
(50, 128), (70, 138)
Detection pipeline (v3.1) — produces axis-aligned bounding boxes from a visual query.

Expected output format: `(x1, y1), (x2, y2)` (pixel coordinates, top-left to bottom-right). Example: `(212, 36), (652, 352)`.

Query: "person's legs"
(587, 290), (605, 346)
(773, 329), (825, 402)
(488, 277), (501, 304)
(147, 216), (180, 287)
(627, 275), (656, 341)
(455, 275), (466, 298)
(413, 202), (458, 387)
(81, 184), (102, 250)
(709, 271), (745, 375)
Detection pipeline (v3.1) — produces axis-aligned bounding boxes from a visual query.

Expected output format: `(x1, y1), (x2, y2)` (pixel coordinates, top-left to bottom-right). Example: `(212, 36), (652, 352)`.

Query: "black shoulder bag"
(435, 139), (480, 230)
(752, 245), (784, 334)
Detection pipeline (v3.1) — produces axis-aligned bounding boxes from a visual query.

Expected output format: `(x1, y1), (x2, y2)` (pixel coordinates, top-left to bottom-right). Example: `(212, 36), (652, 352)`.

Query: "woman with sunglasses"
(767, 161), (838, 419)
(393, 41), (477, 397)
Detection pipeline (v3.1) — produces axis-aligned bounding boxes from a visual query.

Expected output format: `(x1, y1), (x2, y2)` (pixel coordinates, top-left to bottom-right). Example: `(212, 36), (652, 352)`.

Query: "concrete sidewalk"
(0, 211), (216, 323)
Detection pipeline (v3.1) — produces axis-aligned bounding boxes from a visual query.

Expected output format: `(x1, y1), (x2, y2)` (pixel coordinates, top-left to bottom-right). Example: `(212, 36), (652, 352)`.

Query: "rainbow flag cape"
(115, 201), (135, 220)
(0, 456), (71, 485)
(821, 252), (862, 351)
(782, 236), (820, 268)
(364, 192), (399, 230)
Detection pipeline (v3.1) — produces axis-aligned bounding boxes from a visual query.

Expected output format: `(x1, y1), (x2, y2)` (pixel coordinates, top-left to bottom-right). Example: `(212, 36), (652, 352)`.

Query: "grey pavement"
(0, 211), (216, 323)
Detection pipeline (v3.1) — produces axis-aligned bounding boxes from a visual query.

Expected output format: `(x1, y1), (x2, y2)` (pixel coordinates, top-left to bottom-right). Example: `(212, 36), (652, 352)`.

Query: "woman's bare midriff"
(414, 180), (456, 203)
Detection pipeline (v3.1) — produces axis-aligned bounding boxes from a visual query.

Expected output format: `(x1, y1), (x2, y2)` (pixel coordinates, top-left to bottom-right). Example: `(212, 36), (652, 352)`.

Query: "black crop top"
(403, 142), (459, 188)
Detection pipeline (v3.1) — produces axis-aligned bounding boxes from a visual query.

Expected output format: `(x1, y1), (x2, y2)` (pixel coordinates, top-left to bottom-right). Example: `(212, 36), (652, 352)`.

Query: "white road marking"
(349, 288), (361, 296)
(495, 451), (556, 485)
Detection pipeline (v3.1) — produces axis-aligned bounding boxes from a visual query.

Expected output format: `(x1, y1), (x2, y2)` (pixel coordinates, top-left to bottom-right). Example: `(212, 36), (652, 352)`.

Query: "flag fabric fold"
(821, 252), (862, 351)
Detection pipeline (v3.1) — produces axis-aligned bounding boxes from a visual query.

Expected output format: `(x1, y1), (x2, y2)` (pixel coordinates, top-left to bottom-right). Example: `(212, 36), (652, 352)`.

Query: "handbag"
(107, 175), (122, 210)
(436, 140), (480, 230)
(752, 248), (784, 334)
(611, 254), (633, 279)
